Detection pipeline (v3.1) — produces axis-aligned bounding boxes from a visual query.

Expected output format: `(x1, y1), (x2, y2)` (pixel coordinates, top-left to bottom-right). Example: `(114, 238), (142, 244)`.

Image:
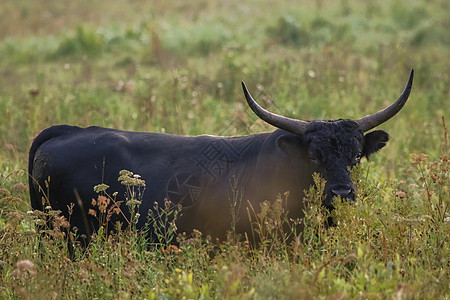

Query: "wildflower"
(112, 202), (123, 215)
(109, 201), (123, 215)
(118, 169), (146, 187)
(167, 245), (182, 254)
(441, 154), (449, 163)
(88, 209), (97, 217)
(106, 200), (123, 222)
(410, 153), (429, 166)
(94, 183), (109, 193)
(35, 219), (46, 226)
(67, 203), (75, 216)
(119, 169), (133, 177)
(192, 229), (202, 238)
(11, 183), (28, 193)
(396, 191), (407, 198)
(126, 199), (141, 207)
(164, 199), (172, 211)
(11, 259), (37, 277)
(308, 70), (316, 78)
(53, 215), (70, 229)
(97, 195), (110, 213)
(125, 80), (136, 92)
(0, 188), (10, 197)
(161, 245), (182, 255)
(17, 260), (35, 270)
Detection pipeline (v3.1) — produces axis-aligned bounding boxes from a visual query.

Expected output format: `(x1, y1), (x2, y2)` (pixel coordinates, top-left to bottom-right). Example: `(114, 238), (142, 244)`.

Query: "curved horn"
(241, 82), (309, 135)
(356, 69), (414, 132)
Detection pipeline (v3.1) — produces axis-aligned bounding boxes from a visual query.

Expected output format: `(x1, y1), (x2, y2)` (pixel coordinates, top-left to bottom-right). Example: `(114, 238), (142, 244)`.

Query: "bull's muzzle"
(324, 184), (356, 207)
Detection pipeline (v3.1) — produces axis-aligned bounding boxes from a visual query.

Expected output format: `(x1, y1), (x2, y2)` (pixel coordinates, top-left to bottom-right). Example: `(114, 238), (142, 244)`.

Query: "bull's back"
(28, 126), (222, 232)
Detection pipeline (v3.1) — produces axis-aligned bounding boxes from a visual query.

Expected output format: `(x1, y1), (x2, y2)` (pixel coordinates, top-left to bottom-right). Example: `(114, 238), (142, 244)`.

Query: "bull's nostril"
(331, 188), (353, 197)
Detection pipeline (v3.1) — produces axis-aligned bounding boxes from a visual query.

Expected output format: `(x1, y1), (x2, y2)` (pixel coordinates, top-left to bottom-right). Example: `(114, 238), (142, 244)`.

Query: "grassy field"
(0, 0), (449, 298)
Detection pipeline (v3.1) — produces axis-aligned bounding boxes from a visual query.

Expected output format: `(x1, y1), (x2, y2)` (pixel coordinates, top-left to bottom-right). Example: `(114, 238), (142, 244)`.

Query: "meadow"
(0, 0), (448, 298)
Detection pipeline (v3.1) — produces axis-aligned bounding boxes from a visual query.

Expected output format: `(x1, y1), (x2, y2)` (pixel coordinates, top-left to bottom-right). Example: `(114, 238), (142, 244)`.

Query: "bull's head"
(242, 69), (413, 207)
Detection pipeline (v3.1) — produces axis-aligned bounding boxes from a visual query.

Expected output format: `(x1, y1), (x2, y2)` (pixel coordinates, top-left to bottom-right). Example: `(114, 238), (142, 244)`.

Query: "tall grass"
(0, 0), (449, 298)
(0, 139), (447, 298)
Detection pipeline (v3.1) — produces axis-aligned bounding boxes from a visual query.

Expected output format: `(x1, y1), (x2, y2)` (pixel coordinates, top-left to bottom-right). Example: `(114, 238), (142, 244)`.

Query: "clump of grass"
(147, 198), (182, 247)
(246, 192), (300, 258)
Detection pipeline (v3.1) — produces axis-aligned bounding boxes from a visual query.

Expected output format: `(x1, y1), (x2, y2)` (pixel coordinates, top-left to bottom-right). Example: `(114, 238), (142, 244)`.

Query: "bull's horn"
(355, 69), (414, 132)
(242, 82), (309, 135)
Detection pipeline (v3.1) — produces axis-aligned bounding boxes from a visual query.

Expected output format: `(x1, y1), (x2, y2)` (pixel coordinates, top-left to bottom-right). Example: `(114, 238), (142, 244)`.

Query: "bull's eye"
(309, 154), (320, 163)
(353, 152), (362, 163)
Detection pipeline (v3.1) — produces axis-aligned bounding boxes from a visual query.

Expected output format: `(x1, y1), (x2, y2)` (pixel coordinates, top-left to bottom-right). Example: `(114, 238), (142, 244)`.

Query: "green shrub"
(56, 25), (105, 57)
(266, 15), (310, 47)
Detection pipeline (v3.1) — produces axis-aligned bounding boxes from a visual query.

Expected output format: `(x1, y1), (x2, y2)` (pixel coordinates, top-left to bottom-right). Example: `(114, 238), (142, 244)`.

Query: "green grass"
(0, 0), (449, 298)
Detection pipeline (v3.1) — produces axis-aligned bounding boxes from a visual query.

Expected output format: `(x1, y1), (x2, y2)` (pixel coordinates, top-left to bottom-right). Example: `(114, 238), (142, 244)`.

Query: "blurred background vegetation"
(1, 0), (448, 171)
(0, 0), (448, 298)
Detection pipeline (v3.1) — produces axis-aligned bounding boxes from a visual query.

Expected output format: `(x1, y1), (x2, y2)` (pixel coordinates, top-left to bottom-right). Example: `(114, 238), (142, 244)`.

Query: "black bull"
(29, 70), (413, 240)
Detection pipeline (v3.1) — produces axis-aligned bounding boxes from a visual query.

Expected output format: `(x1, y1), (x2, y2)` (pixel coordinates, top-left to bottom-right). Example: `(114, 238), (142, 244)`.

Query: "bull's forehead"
(304, 120), (364, 155)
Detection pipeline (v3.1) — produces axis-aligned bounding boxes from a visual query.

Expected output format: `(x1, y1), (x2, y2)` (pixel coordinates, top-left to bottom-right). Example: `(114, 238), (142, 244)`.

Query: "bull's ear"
(364, 130), (389, 158)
